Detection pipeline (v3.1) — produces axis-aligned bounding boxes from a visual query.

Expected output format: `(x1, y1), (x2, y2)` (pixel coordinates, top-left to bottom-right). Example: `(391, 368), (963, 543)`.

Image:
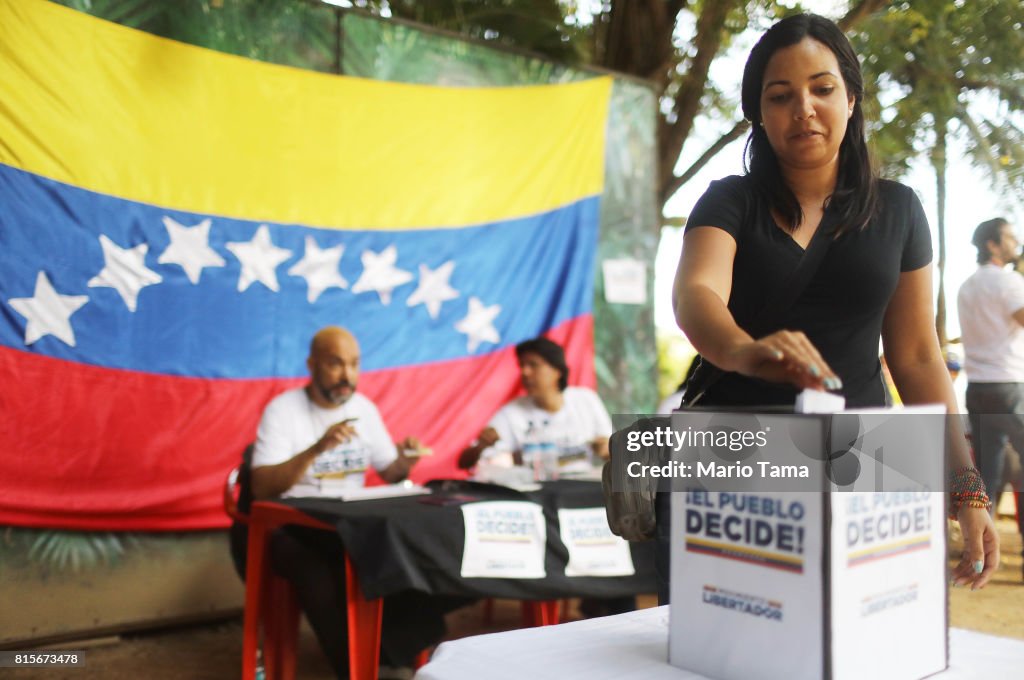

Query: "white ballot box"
(668, 407), (948, 680)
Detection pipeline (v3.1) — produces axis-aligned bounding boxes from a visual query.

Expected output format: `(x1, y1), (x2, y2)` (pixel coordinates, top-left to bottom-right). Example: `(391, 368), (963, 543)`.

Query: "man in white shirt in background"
(957, 217), (1024, 511)
(246, 326), (441, 680)
(251, 326), (419, 499)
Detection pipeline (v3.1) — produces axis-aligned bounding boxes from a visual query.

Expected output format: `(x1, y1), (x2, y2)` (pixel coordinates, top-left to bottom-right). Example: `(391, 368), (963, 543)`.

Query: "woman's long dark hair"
(741, 14), (877, 235)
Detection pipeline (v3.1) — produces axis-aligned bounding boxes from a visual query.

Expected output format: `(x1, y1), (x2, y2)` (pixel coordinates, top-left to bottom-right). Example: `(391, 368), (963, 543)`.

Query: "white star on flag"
(351, 245), (413, 305)
(407, 261), (459, 319)
(8, 271), (89, 346)
(157, 216), (226, 284)
(88, 234), (163, 312)
(225, 225), (293, 293)
(287, 236), (348, 303)
(454, 296), (501, 352)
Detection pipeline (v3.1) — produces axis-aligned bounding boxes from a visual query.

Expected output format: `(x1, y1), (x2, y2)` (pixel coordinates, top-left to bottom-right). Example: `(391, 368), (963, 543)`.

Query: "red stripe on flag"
(0, 345), (304, 530)
(0, 315), (594, 530)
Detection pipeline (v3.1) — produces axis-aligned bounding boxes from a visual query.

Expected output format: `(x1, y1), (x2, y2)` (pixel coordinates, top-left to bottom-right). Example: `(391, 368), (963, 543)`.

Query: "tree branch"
(956, 105), (1011, 183)
(836, 0), (892, 31)
(661, 120), (750, 205)
(658, 0), (740, 198)
(601, 0), (678, 83)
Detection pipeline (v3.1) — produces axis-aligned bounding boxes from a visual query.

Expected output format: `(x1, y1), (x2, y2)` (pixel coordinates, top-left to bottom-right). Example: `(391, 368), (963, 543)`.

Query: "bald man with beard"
(242, 326), (450, 680)
(251, 326), (418, 499)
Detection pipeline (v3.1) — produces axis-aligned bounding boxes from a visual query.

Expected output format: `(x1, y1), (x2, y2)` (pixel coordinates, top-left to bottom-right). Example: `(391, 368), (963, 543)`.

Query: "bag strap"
(684, 212), (838, 407)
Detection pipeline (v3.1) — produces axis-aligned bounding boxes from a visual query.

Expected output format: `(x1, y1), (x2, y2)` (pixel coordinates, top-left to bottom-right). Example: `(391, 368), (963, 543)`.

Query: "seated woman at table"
(458, 336), (612, 479)
(459, 337), (630, 618)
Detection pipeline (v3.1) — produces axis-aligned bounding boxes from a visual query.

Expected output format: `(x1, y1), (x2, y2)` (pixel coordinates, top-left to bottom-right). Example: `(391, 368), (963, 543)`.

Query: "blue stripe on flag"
(0, 164), (598, 377)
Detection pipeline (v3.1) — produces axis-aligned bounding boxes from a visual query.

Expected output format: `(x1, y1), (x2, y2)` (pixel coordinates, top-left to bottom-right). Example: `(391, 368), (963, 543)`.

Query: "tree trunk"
(598, 0), (682, 84)
(932, 120), (948, 347)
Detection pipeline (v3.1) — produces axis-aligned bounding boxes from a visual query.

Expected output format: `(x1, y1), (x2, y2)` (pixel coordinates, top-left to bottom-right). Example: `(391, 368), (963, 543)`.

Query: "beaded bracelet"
(948, 465), (992, 520)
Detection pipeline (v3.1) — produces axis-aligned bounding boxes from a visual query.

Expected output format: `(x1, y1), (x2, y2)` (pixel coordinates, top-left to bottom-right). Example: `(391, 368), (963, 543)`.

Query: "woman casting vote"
(670, 13), (998, 598)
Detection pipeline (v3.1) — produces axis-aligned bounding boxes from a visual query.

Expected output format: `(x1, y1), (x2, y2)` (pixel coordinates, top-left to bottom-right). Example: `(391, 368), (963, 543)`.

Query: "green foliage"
(340, 10), (585, 85)
(58, 0), (338, 71)
(854, 0), (1024, 198)
(60, 0), (166, 29)
(28, 531), (135, 572)
(385, 0), (588, 65)
(0, 527), (141, 574)
(657, 330), (696, 401)
(853, 0), (1024, 341)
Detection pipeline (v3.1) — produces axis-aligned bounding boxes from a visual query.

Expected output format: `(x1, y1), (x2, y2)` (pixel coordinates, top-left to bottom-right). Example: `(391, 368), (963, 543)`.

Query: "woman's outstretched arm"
(882, 265), (1000, 589)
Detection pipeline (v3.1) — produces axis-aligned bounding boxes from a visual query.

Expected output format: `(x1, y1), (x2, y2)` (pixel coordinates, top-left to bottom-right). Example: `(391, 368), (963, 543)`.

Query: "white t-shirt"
(957, 264), (1024, 382)
(482, 387), (613, 474)
(252, 388), (397, 497)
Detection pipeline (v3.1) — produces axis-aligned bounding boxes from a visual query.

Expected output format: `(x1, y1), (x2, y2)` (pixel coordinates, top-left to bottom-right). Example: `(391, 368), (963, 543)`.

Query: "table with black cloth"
(240, 479), (655, 680)
(282, 479), (656, 600)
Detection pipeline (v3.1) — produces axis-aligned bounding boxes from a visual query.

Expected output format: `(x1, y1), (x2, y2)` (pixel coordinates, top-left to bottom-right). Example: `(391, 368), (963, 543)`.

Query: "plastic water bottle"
(525, 419), (558, 481)
(522, 421), (544, 481)
(539, 440), (559, 481)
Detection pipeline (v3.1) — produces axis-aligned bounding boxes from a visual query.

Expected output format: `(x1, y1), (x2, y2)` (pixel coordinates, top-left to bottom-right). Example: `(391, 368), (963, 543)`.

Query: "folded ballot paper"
(669, 390), (948, 680)
(318, 481), (430, 502)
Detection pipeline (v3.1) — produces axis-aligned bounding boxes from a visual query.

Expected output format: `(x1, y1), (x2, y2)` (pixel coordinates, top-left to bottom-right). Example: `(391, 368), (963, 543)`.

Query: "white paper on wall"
(601, 258), (647, 304)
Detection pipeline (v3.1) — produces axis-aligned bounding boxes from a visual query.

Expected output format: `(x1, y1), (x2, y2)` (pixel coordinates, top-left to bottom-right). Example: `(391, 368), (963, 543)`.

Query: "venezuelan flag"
(0, 0), (611, 529)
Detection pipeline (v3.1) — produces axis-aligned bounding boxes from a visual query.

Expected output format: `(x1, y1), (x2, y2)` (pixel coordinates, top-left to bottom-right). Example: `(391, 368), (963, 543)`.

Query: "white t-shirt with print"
(482, 387), (613, 473)
(252, 388), (397, 497)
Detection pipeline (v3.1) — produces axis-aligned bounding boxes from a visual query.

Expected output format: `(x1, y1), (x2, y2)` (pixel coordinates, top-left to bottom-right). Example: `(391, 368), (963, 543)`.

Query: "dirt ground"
(7, 517), (1023, 680)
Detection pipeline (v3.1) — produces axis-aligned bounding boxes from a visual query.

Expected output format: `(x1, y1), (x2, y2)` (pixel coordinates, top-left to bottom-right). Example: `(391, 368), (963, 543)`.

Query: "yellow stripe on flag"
(0, 0), (610, 229)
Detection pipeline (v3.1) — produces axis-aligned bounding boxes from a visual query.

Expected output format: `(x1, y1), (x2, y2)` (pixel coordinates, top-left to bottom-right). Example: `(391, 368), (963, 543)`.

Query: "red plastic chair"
(224, 467), (244, 521)
(481, 597), (563, 627)
(225, 467), (302, 680)
(232, 470), (389, 680)
(230, 468), (560, 678)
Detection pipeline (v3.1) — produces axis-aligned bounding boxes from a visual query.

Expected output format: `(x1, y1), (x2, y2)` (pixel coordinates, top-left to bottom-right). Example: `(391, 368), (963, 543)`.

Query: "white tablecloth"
(416, 606), (1024, 679)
